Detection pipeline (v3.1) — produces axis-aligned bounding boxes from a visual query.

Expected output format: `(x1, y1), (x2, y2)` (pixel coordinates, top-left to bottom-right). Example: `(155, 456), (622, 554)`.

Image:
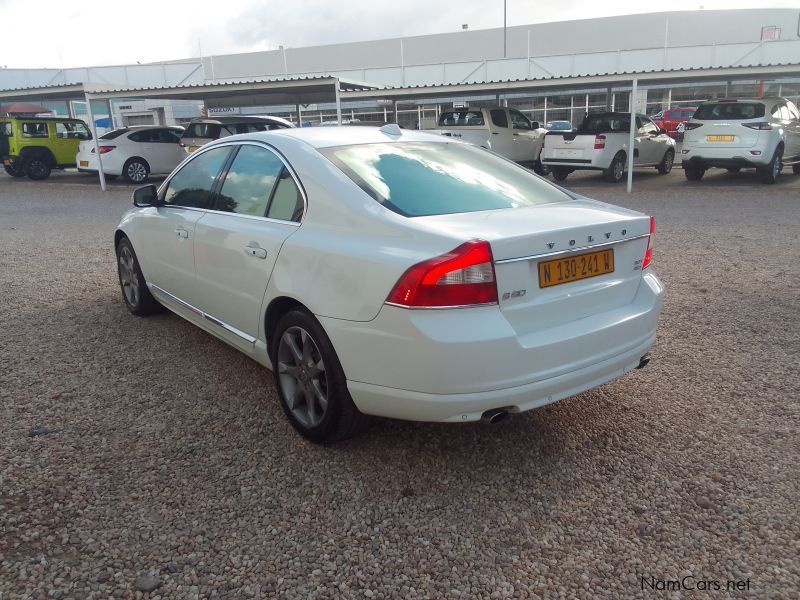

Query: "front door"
(509, 109), (538, 162)
(140, 145), (232, 303)
(193, 143), (305, 350)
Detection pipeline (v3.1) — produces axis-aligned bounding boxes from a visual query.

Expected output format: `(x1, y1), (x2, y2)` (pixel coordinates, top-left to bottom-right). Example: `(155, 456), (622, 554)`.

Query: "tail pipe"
(637, 353), (651, 369)
(481, 408), (510, 424)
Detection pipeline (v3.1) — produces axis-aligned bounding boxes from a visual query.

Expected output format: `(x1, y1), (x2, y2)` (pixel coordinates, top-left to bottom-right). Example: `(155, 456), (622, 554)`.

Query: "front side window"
(0, 122), (11, 137)
(510, 110), (531, 130)
(56, 122), (90, 140)
(216, 145), (283, 217)
(163, 146), (231, 208)
(321, 142), (570, 218)
(184, 123), (220, 139)
(22, 122), (48, 137)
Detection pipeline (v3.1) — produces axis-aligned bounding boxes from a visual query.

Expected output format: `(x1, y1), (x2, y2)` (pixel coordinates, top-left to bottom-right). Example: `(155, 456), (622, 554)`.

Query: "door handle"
(491, 131), (500, 135)
(243, 244), (267, 259)
(174, 228), (189, 239)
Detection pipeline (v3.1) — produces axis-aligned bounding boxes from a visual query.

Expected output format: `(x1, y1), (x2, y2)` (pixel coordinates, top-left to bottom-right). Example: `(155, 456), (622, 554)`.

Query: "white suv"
(681, 97), (800, 184)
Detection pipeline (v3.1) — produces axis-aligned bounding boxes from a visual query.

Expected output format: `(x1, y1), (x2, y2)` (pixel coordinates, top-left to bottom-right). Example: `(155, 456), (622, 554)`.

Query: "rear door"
(635, 117), (661, 164)
(145, 128), (185, 174)
(193, 142), (304, 350)
(487, 109), (513, 157)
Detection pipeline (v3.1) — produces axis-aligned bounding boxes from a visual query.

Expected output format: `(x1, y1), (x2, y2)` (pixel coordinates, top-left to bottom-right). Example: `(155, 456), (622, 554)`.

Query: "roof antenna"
(378, 123), (402, 137)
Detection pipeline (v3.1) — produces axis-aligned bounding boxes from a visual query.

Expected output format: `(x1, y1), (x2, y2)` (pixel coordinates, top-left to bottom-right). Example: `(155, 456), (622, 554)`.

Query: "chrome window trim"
(149, 284), (257, 344)
(384, 301), (498, 310)
(159, 140), (308, 223)
(494, 234), (649, 264)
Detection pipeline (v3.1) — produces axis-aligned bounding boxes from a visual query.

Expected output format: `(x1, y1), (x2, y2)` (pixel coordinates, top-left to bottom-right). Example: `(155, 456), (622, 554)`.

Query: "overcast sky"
(0, 0), (797, 69)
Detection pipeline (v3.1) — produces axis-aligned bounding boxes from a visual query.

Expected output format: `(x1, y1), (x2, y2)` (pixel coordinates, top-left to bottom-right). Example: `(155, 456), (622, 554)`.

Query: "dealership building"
(1, 8), (799, 129)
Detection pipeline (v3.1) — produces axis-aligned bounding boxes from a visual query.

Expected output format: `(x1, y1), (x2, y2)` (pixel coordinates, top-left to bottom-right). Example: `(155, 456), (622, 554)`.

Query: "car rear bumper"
(321, 271), (663, 422)
(682, 155), (769, 169)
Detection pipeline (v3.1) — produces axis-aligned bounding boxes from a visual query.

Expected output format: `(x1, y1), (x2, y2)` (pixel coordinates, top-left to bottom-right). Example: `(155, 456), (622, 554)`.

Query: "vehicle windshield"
(694, 102), (765, 120)
(578, 114), (631, 133)
(321, 141), (570, 218)
(100, 128), (130, 140)
(437, 110), (485, 127)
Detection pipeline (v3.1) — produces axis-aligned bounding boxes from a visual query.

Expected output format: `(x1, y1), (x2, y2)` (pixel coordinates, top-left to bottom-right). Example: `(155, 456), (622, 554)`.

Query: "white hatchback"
(77, 126), (185, 183)
(114, 126), (664, 443)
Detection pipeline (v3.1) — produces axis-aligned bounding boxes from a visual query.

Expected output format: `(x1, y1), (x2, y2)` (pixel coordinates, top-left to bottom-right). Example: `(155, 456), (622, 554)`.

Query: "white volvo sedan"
(115, 125), (663, 443)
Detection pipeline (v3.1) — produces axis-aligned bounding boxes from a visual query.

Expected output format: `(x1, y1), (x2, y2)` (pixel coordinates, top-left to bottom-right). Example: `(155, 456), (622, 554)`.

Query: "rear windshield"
(438, 110), (485, 127)
(694, 102), (765, 120)
(184, 123), (221, 139)
(100, 128), (129, 140)
(321, 142), (570, 217)
(578, 114), (630, 133)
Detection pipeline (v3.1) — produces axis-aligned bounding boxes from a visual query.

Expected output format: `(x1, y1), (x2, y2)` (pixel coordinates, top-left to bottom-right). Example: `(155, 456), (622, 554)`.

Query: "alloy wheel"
(277, 326), (328, 428)
(118, 245), (140, 307)
(127, 161), (147, 183)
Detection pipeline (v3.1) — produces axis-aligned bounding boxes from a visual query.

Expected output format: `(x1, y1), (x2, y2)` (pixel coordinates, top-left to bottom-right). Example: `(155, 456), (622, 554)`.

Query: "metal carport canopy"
(1, 76), (381, 190)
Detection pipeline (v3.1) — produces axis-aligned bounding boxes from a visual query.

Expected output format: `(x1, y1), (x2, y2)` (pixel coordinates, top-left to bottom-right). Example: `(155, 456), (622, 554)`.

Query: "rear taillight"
(742, 122), (773, 130)
(594, 134), (606, 149)
(683, 123), (703, 130)
(386, 240), (498, 308)
(91, 146), (116, 154)
(643, 216), (655, 270)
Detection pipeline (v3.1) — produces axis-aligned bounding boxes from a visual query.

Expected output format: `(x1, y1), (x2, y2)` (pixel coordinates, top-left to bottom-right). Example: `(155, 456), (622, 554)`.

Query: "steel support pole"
(296, 103), (302, 127)
(106, 99), (114, 129)
(85, 94), (107, 192)
(334, 78), (343, 125)
(627, 79), (638, 194)
(503, 0), (507, 58)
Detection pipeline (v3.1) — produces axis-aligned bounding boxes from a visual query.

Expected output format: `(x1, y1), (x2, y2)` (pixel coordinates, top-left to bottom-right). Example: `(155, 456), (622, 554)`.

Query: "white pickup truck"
(429, 107), (548, 174)
(541, 112), (676, 182)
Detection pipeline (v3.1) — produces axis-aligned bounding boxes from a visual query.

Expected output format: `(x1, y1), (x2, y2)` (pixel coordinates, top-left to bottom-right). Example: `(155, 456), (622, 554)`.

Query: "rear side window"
(100, 128), (129, 140)
(321, 142), (569, 218)
(490, 110), (508, 128)
(184, 123), (221, 139)
(694, 103), (765, 120)
(438, 110), (485, 127)
(164, 146), (230, 209)
(216, 145), (283, 217)
(22, 122), (48, 137)
(0, 122), (11, 137)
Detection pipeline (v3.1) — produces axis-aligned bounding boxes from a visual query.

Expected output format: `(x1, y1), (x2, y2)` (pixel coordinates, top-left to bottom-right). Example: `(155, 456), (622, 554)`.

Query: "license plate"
(707, 135), (734, 142)
(79, 160), (89, 167)
(538, 249), (614, 288)
(3, 159), (11, 166)
(553, 148), (583, 158)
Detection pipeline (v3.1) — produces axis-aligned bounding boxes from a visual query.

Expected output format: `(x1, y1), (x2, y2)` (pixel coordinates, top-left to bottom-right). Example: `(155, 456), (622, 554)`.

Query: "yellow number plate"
(3, 159), (11, 166)
(188, 146), (201, 153)
(79, 160), (89, 167)
(707, 135), (735, 142)
(538, 249), (614, 288)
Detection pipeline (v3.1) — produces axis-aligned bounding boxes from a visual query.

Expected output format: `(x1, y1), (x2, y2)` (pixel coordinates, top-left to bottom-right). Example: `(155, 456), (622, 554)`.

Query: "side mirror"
(132, 184), (160, 207)
(531, 121), (540, 130)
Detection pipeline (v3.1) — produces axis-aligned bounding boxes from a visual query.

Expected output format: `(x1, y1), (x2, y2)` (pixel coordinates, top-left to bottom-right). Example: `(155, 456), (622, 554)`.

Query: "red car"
(652, 107), (697, 141)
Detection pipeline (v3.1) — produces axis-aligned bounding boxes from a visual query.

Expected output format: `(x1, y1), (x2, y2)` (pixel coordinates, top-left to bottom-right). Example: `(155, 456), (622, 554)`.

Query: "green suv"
(1, 117), (91, 180)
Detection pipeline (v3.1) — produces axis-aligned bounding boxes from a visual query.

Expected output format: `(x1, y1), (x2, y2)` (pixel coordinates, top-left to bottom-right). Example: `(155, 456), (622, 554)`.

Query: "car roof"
(189, 115), (291, 124)
(209, 124), (449, 150)
(699, 97), (785, 105)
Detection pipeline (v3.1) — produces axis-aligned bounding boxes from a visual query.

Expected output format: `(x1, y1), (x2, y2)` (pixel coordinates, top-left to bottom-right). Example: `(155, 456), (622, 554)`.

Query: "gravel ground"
(1, 168), (799, 599)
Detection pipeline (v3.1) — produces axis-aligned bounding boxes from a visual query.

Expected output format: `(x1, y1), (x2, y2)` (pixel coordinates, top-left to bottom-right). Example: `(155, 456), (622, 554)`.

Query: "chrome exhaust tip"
(636, 354), (651, 369)
(481, 408), (510, 424)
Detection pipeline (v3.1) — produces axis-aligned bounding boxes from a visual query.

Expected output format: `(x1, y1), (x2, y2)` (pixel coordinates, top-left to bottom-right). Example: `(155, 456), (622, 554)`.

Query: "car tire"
(684, 163), (706, 181)
(793, 164), (800, 175)
(758, 145), (783, 184)
(116, 237), (163, 316)
(24, 156), (52, 180)
(123, 158), (150, 184)
(271, 309), (366, 444)
(726, 167), (741, 174)
(4, 164), (25, 177)
(657, 149), (674, 175)
(604, 152), (626, 183)
(552, 167), (571, 181)
(533, 159), (551, 176)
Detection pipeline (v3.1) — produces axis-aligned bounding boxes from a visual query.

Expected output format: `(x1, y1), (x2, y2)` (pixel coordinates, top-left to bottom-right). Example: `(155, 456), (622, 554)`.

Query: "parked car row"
(1, 115), (294, 182)
(540, 97), (800, 184)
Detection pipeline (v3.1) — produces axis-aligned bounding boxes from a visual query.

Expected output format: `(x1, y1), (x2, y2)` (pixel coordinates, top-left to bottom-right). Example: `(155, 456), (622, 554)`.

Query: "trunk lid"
(417, 199), (651, 334)
(685, 120), (762, 149)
